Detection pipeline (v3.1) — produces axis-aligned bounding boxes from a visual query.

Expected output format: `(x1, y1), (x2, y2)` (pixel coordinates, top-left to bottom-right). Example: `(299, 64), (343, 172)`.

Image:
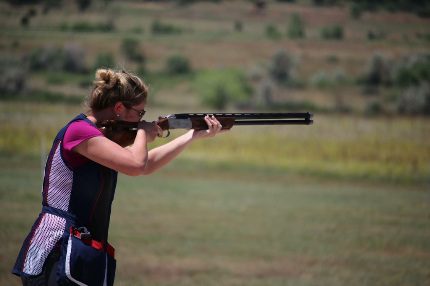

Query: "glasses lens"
(133, 108), (145, 117)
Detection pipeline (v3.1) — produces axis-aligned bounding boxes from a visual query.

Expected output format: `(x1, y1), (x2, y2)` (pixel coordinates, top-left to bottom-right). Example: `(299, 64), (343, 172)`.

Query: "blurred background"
(0, 0), (429, 285)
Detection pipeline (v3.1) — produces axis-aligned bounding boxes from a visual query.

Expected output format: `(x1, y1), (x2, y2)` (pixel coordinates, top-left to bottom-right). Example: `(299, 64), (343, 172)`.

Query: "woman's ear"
(113, 102), (125, 117)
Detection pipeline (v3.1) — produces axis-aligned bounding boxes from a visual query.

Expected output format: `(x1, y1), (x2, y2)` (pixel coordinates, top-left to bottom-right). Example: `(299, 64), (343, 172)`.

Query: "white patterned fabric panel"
(22, 213), (66, 275)
(47, 142), (73, 211)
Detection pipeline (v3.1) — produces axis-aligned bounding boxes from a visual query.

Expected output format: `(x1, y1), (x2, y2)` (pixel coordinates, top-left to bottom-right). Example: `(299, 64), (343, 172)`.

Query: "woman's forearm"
(142, 115), (224, 175)
(143, 131), (195, 175)
(127, 129), (149, 167)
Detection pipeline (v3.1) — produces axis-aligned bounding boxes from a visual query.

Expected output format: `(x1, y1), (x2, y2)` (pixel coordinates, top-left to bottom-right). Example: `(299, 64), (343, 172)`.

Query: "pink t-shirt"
(62, 120), (103, 168)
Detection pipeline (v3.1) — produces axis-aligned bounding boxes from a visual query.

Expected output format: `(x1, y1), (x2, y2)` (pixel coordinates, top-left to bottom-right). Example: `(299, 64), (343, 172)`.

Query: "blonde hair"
(87, 69), (148, 111)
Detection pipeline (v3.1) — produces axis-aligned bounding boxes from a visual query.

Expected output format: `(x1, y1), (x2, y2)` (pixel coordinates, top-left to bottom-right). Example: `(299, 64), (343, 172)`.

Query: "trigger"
(160, 130), (170, 138)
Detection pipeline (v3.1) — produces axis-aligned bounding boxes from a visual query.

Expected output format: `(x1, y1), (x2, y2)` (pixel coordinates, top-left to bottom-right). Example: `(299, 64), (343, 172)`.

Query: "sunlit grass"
(1, 154), (429, 286)
(177, 115), (430, 183)
(1, 101), (428, 184)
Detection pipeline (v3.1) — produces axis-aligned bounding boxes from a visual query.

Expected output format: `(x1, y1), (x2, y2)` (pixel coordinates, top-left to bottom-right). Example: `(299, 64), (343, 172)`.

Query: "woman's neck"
(86, 109), (116, 124)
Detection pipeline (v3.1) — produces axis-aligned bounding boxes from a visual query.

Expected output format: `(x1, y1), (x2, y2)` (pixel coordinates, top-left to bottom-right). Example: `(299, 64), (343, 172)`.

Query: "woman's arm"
(74, 116), (222, 176)
(74, 122), (159, 176)
(142, 115), (223, 175)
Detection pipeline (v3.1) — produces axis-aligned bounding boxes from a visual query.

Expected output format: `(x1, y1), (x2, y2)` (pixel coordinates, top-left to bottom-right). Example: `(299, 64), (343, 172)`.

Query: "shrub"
(176, 0), (222, 5)
(392, 54), (430, 87)
(76, 0), (91, 11)
(41, 0), (63, 14)
(208, 85), (229, 110)
(367, 30), (386, 41)
(26, 46), (64, 71)
(20, 8), (38, 27)
(361, 53), (392, 87)
(176, 0), (194, 5)
(350, 2), (363, 19)
(348, 0), (430, 19)
(416, 32), (430, 42)
(151, 20), (182, 35)
(46, 73), (67, 85)
(364, 101), (383, 115)
(0, 60), (27, 95)
(234, 20), (243, 32)
(310, 71), (332, 88)
(310, 69), (348, 88)
(166, 55), (191, 75)
(136, 65), (146, 77)
(265, 24), (282, 40)
(287, 13), (305, 39)
(326, 54), (339, 63)
(320, 25), (343, 40)
(63, 43), (87, 73)
(131, 26), (144, 34)
(121, 38), (145, 63)
(194, 69), (252, 110)
(60, 21), (115, 33)
(20, 15), (30, 27)
(253, 0), (267, 11)
(93, 52), (115, 70)
(69, 22), (93, 32)
(29, 8), (37, 17)
(312, 0), (339, 6)
(332, 69), (348, 84)
(247, 65), (265, 83)
(25, 44), (88, 73)
(254, 78), (275, 108)
(269, 50), (296, 85)
(396, 82), (430, 115)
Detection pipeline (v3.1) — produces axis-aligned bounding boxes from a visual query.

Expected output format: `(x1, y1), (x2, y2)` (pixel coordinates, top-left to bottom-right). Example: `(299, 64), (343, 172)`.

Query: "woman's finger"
(208, 116), (222, 132)
(153, 121), (164, 137)
(205, 115), (214, 129)
(211, 115), (222, 131)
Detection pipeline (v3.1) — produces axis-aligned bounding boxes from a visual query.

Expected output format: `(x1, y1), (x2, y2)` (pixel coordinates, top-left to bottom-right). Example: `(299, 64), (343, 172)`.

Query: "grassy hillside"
(1, 1), (429, 113)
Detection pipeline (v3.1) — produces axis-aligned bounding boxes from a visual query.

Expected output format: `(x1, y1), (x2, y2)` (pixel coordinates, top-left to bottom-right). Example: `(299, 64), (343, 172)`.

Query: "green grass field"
(1, 152), (429, 286)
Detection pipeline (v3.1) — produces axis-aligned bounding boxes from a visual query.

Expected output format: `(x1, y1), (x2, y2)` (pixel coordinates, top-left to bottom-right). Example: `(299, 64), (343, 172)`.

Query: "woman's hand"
(191, 115), (226, 140)
(138, 121), (162, 143)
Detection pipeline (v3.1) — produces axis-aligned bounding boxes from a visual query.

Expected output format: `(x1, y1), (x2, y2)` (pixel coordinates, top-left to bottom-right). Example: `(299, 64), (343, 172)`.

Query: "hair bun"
(95, 69), (119, 90)
(88, 68), (148, 112)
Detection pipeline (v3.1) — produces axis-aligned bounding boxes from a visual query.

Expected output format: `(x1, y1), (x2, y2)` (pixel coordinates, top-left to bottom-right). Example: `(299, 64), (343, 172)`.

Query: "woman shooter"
(13, 69), (223, 286)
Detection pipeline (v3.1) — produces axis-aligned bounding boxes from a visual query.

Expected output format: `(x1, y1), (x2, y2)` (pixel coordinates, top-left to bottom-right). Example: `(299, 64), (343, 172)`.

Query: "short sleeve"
(62, 120), (103, 168)
(63, 120), (103, 152)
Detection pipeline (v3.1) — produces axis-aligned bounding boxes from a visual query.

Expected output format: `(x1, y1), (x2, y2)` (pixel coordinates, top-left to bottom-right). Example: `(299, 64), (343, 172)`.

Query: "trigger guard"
(162, 130), (170, 138)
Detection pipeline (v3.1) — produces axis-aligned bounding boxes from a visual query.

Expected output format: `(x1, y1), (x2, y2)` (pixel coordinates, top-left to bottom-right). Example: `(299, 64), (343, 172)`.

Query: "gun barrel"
(173, 112), (312, 120)
(157, 112), (314, 132)
(234, 119), (313, 125)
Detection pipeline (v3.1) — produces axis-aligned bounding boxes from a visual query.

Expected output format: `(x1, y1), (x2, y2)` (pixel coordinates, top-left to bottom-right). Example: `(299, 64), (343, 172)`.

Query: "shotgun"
(98, 112), (313, 146)
(157, 112), (313, 133)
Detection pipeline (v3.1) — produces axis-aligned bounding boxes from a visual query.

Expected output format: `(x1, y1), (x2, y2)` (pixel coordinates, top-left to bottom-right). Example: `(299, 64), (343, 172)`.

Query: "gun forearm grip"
(191, 117), (235, 130)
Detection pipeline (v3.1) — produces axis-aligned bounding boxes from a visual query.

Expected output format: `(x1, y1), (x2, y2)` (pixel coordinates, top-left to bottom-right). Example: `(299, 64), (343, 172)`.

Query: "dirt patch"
(118, 254), (341, 283)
